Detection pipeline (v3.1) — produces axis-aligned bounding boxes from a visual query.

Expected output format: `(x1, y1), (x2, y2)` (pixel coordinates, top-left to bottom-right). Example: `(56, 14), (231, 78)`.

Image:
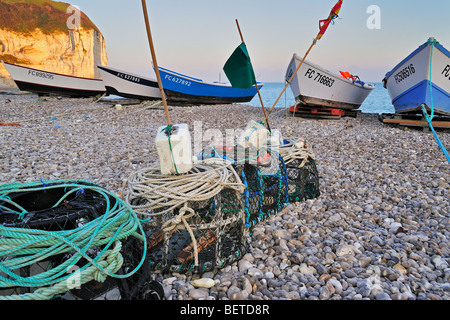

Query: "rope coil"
(122, 158), (245, 218)
(0, 179), (147, 300)
(122, 158), (247, 273)
(276, 138), (317, 167)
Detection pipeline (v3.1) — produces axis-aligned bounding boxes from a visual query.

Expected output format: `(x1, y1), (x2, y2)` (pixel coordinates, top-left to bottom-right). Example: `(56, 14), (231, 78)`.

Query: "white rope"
(122, 158), (246, 268)
(122, 158), (245, 218)
(275, 138), (316, 168)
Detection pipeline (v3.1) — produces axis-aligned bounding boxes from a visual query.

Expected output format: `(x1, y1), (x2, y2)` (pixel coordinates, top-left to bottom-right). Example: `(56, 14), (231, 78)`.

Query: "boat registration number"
(394, 64), (415, 84)
(28, 70), (54, 80)
(304, 69), (334, 88)
(442, 65), (450, 80)
(117, 72), (141, 83)
(164, 75), (192, 87)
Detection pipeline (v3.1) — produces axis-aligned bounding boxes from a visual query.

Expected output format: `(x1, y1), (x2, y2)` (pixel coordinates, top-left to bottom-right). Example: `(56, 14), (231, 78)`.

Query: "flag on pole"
(223, 42), (257, 89)
(316, 0), (343, 40)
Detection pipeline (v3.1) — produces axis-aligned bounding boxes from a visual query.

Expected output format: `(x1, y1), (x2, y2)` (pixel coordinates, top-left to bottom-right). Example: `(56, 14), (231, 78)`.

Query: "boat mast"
(235, 19), (270, 131)
(141, 0), (171, 126)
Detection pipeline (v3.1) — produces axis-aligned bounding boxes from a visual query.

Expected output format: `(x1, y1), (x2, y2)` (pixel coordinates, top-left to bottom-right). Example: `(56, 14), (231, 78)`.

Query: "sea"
(245, 82), (395, 114)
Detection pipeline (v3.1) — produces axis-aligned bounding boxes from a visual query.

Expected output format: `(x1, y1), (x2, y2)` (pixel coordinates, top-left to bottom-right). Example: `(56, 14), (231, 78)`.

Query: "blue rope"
(423, 39), (450, 164)
(1, 89), (18, 96)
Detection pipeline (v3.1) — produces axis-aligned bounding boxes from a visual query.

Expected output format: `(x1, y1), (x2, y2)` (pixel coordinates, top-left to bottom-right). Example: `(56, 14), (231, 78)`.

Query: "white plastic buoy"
(237, 120), (270, 150)
(155, 124), (193, 175)
(265, 129), (283, 149)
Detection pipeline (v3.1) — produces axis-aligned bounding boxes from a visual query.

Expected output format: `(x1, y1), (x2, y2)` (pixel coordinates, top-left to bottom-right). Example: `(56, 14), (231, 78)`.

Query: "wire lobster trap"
(122, 158), (248, 274)
(277, 139), (321, 203)
(201, 145), (289, 229)
(0, 179), (159, 300)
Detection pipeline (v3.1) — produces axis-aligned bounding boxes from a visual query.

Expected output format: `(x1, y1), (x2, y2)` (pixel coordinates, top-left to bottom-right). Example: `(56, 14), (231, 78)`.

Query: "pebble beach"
(1, 92), (449, 301)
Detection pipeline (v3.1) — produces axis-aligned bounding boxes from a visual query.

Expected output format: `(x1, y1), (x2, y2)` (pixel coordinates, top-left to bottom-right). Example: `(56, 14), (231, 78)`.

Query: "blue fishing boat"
(158, 67), (263, 105)
(383, 38), (450, 116)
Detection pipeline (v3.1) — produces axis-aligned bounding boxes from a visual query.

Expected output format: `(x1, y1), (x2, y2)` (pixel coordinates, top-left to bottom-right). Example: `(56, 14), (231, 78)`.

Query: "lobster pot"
(0, 180), (152, 300)
(234, 163), (263, 228)
(201, 146), (289, 229)
(233, 151), (289, 229)
(255, 151), (288, 226)
(261, 151), (289, 214)
(123, 160), (248, 274)
(279, 140), (321, 203)
(301, 157), (321, 201)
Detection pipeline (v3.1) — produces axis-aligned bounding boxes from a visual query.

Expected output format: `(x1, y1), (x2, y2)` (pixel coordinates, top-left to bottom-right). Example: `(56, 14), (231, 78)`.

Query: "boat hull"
(286, 54), (375, 110)
(2, 62), (106, 98)
(158, 67), (262, 105)
(383, 39), (450, 116)
(97, 65), (161, 101)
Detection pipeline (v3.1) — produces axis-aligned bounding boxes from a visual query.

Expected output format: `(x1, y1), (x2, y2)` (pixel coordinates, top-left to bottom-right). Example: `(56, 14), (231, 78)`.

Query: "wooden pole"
(382, 118), (450, 128)
(264, 40), (316, 124)
(235, 19), (270, 131)
(141, 0), (171, 127)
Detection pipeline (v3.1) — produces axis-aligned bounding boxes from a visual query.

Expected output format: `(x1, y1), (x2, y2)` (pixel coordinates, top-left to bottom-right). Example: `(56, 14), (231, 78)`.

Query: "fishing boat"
(97, 65), (161, 100)
(285, 54), (375, 110)
(157, 67), (263, 105)
(382, 38), (450, 116)
(1, 61), (106, 98)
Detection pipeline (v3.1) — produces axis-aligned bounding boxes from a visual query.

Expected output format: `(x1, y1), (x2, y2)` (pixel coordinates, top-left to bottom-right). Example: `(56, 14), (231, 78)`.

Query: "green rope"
(162, 125), (179, 174)
(0, 179), (147, 300)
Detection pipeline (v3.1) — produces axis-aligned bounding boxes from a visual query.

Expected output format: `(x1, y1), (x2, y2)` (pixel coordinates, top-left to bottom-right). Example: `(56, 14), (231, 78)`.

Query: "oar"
(141, 0), (171, 127)
(235, 19), (271, 132)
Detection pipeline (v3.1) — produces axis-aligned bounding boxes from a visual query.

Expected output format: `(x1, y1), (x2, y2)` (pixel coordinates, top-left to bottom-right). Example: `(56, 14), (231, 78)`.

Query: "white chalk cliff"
(0, 0), (108, 87)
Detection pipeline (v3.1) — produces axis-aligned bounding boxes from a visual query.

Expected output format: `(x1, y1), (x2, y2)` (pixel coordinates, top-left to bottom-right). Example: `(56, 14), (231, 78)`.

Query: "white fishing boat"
(285, 54), (375, 110)
(382, 38), (450, 116)
(1, 61), (106, 98)
(97, 65), (161, 100)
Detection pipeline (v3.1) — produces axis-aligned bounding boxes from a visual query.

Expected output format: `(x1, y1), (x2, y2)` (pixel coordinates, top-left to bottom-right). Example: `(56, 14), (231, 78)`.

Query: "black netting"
(285, 157), (321, 203)
(234, 151), (289, 228)
(235, 163), (262, 228)
(140, 184), (247, 274)
(302, 157), (321, 201)
(203, 146), (291, 229)
(66, 235), (163, 300)
(0, 181), (104, 230)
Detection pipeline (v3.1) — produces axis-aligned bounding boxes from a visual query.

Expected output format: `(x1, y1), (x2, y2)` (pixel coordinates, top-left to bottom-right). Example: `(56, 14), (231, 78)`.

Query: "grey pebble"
(2, 97), (448, 301)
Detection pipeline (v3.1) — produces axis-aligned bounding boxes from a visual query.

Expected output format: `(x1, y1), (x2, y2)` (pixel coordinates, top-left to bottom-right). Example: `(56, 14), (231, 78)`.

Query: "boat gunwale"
(97, 65), (160, 91)
(382, 42), (429, 83)
(292, 54), (375, 91)
(383, 39), (450, 83)
(2, 61), (104, 82)
(158, 67), (263, 89)
(97, 65), (158, 83)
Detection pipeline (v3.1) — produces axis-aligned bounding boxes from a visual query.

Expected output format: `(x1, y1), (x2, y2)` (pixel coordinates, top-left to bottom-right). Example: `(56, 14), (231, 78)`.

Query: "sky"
(67, 0), (450, 83)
